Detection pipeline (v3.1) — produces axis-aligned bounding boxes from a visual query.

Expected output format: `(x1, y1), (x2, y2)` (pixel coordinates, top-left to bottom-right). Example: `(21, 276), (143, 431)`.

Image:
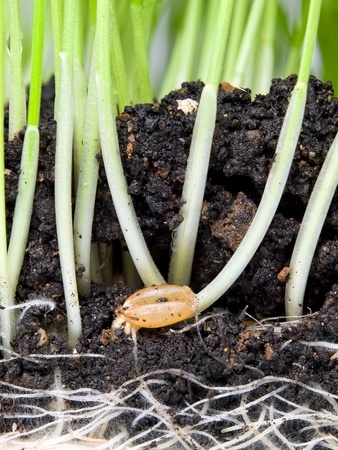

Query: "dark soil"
(2, 76), (338, 442)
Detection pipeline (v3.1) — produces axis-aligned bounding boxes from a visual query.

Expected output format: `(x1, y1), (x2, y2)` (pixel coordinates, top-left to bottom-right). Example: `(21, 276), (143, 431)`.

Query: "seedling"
(1, 0), (45, 351)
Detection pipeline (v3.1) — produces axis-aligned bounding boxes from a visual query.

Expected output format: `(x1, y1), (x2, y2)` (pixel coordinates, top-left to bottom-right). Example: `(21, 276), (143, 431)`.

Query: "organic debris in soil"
(2, 76), (338, 440)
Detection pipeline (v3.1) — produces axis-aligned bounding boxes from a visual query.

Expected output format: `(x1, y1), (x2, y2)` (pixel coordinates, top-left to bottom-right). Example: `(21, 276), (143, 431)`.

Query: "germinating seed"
(112, 284), (198, 335)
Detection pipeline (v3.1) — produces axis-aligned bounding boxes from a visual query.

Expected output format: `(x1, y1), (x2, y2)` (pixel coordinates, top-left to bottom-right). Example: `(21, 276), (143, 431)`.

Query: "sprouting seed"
(112, 284), (198, 335)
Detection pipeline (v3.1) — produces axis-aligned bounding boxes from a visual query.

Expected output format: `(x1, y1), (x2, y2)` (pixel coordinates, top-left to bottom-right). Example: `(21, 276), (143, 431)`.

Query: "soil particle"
(2, 76), (338, 440)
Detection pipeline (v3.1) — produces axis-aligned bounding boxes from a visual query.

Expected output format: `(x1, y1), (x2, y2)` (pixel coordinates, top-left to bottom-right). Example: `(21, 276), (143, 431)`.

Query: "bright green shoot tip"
(7, 0), (27, 139)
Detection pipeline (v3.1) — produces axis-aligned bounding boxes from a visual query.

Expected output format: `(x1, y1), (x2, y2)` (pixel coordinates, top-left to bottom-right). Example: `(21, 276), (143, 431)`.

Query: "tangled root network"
(1, 356), (338, 450)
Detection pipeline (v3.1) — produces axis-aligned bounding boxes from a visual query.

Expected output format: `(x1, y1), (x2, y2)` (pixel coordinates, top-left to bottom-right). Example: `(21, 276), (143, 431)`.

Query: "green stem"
(222, 0), (249, 81)
(89, 0), (97, 23)
(0, 0), (15, 352)
(298, 0), (322, 84)
(206, 0), (235, 90)
(111, 0), (130, 112)
(284, 0), (323, 319)
(283, 0), (311, 77)
(8, 0), (45, 291)
(252, 0), (277, 95)
(285, 132), (338, 319)
(231, 0), (266, 87)
(8, 0), (26, 138)
(168, 0), (234, 285)
(27, 0), (45, 127)
(159, 0), (204, 99)
(143, 0), (158, 47)
(114, 0), (134, 96)
(196, 0), (220, 82)
(130, 0), (152, 103)
(196, 88), (306, 311)
(73, 0), (87, 189)
(7, 127), (40, 287)
(50, 0), (64, 119)
(96, 0), (164, 286)
(168, 85), (217, 285)
(55, 0), (82, 348)
(74, 40), (99, 297)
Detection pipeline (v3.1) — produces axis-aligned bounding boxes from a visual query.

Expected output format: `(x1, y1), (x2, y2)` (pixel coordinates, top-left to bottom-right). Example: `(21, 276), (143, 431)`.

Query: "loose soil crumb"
(2, 76), (338, 444)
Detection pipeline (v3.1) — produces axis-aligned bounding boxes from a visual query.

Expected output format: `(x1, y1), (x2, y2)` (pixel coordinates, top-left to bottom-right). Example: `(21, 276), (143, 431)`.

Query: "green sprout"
(1, 0), (45, 351)
(7, 0), (26, 139)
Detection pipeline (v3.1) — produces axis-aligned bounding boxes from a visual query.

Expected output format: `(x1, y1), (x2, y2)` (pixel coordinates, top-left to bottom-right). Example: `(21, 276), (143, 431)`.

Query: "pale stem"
(168, 0), (234, 285)
(96, 0), (164, 286)
(285, 132), (338, 318)
(8, 0), (45, 290)
(197, 84), (307, 312)
(96, 75), (165, 286)
(0, 1), (15, 352)
(73, 41), (99, 297)
(7, 126), (40, 289)
(168, 84), (217, 285)
(55, 51), (82, 348)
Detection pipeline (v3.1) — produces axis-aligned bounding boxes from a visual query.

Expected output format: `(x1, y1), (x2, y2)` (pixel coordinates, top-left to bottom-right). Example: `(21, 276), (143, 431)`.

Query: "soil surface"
(2, 76), (338, 443)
